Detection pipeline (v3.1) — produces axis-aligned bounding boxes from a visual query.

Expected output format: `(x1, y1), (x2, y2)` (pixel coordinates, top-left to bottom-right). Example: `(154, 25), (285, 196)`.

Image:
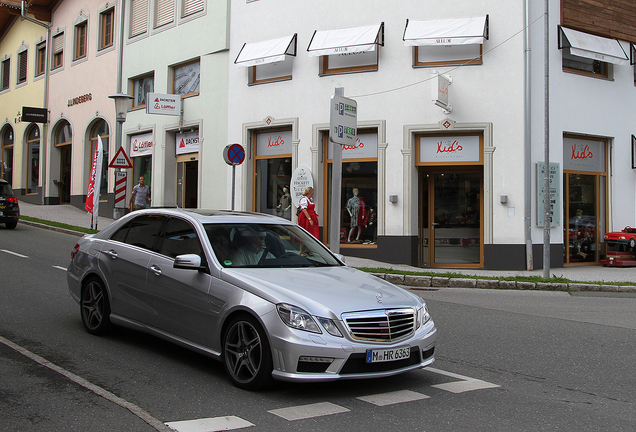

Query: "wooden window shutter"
(131, 0), (149, 37)
(155, 0), (174, 27)
(1, 60), (9, 90)
(183, 0), (204, 17)
(18, 51), (27, 83)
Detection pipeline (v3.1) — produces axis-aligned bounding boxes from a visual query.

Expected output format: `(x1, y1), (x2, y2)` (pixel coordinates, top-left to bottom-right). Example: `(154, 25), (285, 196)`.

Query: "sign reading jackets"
(176, 131), (199, 155)
(130, 132), (154, 157)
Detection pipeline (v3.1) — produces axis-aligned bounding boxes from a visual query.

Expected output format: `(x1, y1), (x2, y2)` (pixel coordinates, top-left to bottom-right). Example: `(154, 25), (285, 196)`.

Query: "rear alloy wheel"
(81, 279), (113, 335)
(223, 315), (273, 390)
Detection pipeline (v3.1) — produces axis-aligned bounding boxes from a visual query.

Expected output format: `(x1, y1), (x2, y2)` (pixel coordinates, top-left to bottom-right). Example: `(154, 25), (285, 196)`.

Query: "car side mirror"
(174, 254), (205, 271)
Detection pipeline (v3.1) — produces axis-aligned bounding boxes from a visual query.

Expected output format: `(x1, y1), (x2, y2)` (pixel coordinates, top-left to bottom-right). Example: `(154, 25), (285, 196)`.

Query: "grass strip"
(20, 215), (98, 235)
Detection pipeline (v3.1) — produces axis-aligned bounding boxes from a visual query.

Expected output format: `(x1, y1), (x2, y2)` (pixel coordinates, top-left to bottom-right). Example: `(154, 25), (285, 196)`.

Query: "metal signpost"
(223, 144), (246, 210)
(329, 89), (357, 254)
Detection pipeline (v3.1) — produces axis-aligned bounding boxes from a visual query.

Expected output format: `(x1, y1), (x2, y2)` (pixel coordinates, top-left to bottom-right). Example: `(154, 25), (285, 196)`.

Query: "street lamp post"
(109, 93), (133, 220)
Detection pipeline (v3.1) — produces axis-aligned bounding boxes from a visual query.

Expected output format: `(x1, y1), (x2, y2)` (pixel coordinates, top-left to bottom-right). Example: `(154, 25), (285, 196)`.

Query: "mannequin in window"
(346, 188), (365, 243)
(277, 186), (291, 219)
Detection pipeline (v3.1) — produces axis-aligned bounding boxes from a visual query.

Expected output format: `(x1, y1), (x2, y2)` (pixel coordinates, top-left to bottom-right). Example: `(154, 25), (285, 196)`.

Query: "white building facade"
(226, 0), (636, 269)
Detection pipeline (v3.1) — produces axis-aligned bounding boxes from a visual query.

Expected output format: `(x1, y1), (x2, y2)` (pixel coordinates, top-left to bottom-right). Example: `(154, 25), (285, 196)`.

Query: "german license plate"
(366, 346), (410, 363)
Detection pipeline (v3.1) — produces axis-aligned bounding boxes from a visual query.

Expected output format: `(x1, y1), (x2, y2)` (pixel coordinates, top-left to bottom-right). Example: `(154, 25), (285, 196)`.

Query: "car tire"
(223, 315), (273, 390)
(81, 278), (113, 335)
(5, 221), (17, 229)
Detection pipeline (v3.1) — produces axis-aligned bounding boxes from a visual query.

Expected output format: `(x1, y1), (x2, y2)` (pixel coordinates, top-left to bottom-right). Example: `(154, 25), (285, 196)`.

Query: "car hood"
(221, 266), (420, 318)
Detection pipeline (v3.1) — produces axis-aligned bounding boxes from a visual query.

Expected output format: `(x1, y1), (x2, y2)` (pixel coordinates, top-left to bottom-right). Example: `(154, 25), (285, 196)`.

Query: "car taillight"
(71, 243), (80, 260)
(6, 197), (18, 203)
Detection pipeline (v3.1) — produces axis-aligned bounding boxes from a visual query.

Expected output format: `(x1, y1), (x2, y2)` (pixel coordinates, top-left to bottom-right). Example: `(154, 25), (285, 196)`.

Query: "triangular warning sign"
(109, 146), (133, 168)
(179, 139), (186, 148)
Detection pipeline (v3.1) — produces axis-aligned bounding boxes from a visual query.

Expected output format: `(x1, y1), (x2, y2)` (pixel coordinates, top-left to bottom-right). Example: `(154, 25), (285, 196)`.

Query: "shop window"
(99, 7), (115, 50)
(52, 32), (64, 70)
(182, 0), (204, 18)
(132, 73), (154, 109)
(253, 129), (292, 219)
(172, 59), (200, 97)
(26, 126), (40, 194)
(325, 131), (378, 245)
(17, 49), (27, 84)
(1, 126), (14, 185)
(35, 42), (46, 77)
(130, 0), (149, 38)
(74, 21), (87, 60)
(308, 23), (383, 76)
(155, 0), (175, 28)
(1, 57), (9, 91)
(558, 26), (628, 79)
(89, 121), (110, 196)
(404, 16), (488, 67)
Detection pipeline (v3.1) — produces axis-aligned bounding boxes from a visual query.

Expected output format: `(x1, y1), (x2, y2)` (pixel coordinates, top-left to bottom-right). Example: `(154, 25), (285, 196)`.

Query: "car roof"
(129, 208), (292, 225)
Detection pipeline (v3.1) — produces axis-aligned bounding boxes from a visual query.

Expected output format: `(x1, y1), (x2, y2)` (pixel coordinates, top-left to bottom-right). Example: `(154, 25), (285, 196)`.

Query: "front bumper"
(266, 315), (437, 382)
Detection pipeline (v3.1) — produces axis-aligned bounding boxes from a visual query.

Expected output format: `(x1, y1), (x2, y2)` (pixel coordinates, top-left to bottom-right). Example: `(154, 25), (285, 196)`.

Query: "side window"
(123, 214), (165, 251)
(110, 220), (131, 242)
(159, 217), (203, 258)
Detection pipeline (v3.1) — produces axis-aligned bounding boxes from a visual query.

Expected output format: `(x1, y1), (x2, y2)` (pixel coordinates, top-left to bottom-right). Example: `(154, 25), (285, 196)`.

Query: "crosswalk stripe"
(427, 367), (500, 393)
(357, 390), (430, 406)
(1, 249), (28, 258)
(165, 416), (254, 432)
(269, 402), (350, 421)
(53, 265), (67, 271)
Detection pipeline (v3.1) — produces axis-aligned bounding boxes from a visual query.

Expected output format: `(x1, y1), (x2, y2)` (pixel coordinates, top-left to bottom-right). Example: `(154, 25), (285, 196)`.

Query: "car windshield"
(204, 223), (343, 268)
(0, 183), (14, 196)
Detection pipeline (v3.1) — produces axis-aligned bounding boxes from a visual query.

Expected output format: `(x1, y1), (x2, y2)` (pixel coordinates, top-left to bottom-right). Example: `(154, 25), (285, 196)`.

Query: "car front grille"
(342, 308), (415, 342)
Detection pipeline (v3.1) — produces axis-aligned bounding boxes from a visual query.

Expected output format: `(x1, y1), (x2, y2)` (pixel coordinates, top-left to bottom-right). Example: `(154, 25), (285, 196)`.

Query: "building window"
(172, 59), (200, 97)
(74, 21), (87, 60)
(558, 27), (628, 79)
(1, 58), (10, 91)
(1, 125), (14, 185)
(35, 42), (46, 76)
(155, 0), (174, 28)
(52, 33), (64, 70)
(324, 131), (378, 245)
(308, 24), (383, 76)
(253, 129), (292, 219)
(99, 8), (114, 50)
(235, 34), (297, 85)
(17, 50), (27, 84)
(26, 126), (40, 194)
(132, 73), (154, 108)
(130, 0), (149, 38)
(182, 0), (204, 18)
(89, 121), (109, 196)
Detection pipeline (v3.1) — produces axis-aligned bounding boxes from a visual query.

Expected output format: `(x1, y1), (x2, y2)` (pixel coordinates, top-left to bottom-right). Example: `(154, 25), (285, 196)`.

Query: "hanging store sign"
(176, 131), (199, 155)
(21, 106), (48, 123)
(146, 93), (180, 116)
(290, 165), (314, 208)
(256, 130), (292, 156)
(419, 135), (480, 163)
(130, 132), (154, 157)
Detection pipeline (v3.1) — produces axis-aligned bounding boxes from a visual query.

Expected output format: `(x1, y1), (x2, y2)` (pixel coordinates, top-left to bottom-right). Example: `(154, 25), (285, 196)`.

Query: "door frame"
(176, 153), (199, 209)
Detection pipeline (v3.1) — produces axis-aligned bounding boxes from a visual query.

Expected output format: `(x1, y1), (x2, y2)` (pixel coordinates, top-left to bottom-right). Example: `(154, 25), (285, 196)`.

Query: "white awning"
(404, 16), (488, 46)
(235, 34), (297, 68)
(307, 23), (384, 57)
(560, 27), (628, 65)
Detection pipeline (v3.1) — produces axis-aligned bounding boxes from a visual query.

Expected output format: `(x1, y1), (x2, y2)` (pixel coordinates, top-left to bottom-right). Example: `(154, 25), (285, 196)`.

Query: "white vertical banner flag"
(93, 136), (104, 227)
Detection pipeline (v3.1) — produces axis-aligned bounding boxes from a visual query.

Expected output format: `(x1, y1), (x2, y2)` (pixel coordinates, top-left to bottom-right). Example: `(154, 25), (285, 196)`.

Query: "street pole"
(329, 88), (344, 254)
(542, 0), (551, 278)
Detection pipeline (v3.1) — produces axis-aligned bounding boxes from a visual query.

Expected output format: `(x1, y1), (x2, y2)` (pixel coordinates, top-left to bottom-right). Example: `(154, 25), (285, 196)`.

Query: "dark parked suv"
(0, 179), (19, 229)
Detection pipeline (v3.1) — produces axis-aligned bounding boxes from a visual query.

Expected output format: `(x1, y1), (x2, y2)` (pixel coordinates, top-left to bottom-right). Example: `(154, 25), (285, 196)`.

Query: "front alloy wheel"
(81, 279), (112, 335)
(223, 315), (273, 390)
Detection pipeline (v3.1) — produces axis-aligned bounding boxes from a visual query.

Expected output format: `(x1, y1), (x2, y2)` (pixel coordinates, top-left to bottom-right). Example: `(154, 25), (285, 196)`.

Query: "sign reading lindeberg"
(21, 106), (48, 123)
(67, 93), (92, 107)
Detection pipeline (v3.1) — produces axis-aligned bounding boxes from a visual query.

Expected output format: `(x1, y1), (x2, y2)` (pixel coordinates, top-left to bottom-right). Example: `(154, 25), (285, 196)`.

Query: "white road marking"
(53, 265), (67, 271)
(268, 402), (350, 421)
(357, 390), (430, 406)
(165, 416), (254, 431)
(1, 249), (28, 258)
(427, 367), (500, 393)
(0, 335), (172, 432)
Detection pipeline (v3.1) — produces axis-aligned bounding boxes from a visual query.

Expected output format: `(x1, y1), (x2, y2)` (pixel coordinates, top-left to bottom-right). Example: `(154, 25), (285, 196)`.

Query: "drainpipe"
(21, 1), (50, 205)
(524, 0), (533, 270)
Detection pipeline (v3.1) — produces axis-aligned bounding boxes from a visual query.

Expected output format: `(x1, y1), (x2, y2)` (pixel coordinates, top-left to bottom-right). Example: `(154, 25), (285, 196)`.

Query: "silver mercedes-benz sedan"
(67, 209), (436, 390)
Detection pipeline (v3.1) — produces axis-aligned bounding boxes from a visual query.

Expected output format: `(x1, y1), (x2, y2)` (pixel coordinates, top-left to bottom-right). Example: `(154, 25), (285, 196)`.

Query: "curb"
(20, 220), (85, 237)
(371, 272), (636, 293)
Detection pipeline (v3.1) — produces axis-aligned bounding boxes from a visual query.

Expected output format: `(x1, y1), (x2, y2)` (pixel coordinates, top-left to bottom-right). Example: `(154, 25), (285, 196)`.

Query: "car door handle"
(150, 265), (162, 276)
(104, 250), (118, 259)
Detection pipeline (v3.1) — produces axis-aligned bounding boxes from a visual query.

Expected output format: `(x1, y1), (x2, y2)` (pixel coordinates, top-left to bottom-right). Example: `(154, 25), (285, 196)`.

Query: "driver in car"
(231, 228), (275, 266)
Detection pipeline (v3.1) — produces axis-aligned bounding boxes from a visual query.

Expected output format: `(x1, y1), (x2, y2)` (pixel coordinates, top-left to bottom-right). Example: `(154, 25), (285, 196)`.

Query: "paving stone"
(599, 284), (619, 292)
(405, 275), (431, 287)
(498, 280), (517, 289)
(476, 279), (499, 289)
(618, 285), (636, 292)
(448, 278), (476, 288)
(370, 273), (386, 279)
(385, 274), (405, 284)
(516, 281), (536, 290)
(536, 282), (569, 291)
(431, 277), (450, 287)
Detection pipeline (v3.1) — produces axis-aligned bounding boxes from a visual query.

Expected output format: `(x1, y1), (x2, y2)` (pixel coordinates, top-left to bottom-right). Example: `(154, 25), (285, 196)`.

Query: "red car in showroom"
(600, 226), (636, 267)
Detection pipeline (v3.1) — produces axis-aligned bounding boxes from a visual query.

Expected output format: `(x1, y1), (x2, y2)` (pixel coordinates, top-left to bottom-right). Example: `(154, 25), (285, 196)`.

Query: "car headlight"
(416, 305), (431, 329)
(277, 304), (321, 334)
(317, 317), (343, 337)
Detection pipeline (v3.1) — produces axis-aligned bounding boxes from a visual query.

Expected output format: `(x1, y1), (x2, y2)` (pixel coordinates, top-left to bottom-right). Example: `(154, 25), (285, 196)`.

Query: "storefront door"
(177, 156), (198, 208)
(420, 170), (482, 266)
(59, 145), (71, 204)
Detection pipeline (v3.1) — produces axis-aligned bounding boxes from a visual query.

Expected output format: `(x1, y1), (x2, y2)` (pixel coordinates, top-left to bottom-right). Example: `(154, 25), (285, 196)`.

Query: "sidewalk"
(17, 201), (636, 286)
